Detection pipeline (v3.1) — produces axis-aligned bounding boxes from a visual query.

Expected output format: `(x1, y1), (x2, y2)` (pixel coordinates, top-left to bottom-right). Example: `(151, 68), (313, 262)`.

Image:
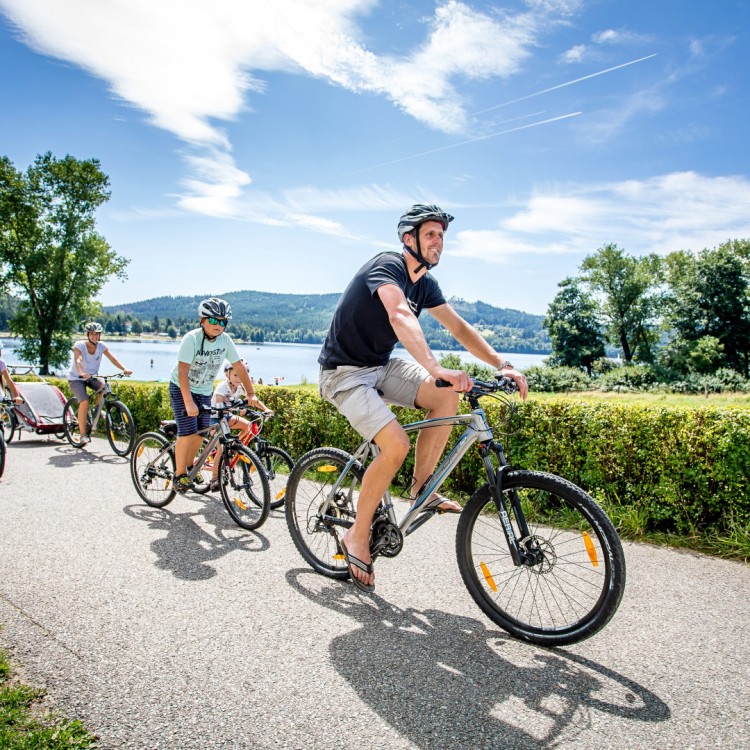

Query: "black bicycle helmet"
(85, 322), (103, 333)
(397, 204), (454, 271)
(197, 297), (232, 320)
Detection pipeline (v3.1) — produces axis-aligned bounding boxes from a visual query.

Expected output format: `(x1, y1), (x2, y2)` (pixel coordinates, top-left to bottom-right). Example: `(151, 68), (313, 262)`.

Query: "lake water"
(0, 337), (548, 385)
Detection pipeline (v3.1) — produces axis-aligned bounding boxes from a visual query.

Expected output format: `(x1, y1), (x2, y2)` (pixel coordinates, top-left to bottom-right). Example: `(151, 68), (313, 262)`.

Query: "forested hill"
(102, 290), (552, 353)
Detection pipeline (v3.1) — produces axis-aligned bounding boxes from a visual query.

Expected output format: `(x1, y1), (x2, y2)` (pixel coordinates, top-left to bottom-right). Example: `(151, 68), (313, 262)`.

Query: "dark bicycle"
(130, 403), (270, 531)
(62, 373), (135, 456)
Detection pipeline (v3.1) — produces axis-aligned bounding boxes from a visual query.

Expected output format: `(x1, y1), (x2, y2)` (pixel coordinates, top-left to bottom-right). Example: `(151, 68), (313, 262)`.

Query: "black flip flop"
(341, 540), (375, 593)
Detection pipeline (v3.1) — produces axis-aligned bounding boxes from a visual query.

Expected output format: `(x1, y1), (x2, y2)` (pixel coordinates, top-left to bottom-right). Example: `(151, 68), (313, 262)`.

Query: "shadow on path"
(124, 500), (270, 581)
(286, 569), (670, 750)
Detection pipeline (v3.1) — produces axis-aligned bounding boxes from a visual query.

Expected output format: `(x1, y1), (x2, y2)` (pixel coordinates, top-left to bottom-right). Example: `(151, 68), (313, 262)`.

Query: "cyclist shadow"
(124, 501), (270, 582)
(286, 569), (670, 750)
(45, 442), (128, 468)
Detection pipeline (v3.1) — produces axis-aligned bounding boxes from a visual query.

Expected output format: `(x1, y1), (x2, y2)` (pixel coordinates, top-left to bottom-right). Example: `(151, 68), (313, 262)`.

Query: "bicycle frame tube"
(393, 409), (492, 532)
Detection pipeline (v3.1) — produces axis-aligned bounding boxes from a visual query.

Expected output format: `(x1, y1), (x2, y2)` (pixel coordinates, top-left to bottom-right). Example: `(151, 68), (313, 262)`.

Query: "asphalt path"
(0, 435), (748, 750)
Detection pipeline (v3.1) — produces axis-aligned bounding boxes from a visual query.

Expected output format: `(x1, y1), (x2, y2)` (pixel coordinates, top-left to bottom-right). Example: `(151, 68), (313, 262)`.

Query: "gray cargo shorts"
(318, 358), (429, 442)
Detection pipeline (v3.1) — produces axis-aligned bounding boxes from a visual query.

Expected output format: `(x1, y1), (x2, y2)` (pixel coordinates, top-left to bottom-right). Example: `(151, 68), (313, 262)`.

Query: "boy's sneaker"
(187, 465), (205, 485)
(173, 474), (192, 494)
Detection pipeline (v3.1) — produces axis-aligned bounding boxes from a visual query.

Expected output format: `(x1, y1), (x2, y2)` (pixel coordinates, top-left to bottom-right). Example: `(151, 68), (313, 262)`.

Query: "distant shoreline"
(0, 332), (551, 355)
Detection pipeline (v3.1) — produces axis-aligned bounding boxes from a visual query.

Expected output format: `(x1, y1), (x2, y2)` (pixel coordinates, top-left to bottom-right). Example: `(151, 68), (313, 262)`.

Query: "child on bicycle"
(0, 345), (24, 406)
(206, 360), (271, 491)
(67, 322), (132, 446)
(169, 298), (264, 493)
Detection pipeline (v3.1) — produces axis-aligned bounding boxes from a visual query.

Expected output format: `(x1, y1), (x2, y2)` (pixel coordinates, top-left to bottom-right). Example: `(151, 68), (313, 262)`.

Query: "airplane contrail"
(472, 53), (658, 116)
(333, 112), (582, 179)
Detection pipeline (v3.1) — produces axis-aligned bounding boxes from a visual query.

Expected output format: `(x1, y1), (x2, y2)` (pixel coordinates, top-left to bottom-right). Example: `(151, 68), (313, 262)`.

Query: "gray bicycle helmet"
(198, 297), (232, 320)
(397, 204), (454, 271)
(85, 322), (104, 333)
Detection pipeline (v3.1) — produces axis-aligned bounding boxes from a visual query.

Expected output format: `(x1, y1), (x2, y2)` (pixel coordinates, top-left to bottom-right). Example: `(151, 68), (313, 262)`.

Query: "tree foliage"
(543, 277), (605, 374)
(662, 240), (750, 377)
(580, 243), (662, 362)
(0, 152), (128, 373)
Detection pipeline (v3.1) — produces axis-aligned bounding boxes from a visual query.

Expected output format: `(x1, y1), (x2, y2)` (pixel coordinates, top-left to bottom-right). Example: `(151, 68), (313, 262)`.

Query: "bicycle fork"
(480, 442), (535, 568)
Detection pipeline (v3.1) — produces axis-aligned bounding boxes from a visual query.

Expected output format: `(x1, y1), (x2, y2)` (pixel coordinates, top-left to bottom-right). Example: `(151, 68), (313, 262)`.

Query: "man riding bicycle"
(318, 204), (528, 591)
(67, 322), (132, 446)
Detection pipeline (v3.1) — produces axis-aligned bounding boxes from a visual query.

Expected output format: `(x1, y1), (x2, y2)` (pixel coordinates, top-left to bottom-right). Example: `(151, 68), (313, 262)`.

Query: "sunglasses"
(207, 317), (228, 327)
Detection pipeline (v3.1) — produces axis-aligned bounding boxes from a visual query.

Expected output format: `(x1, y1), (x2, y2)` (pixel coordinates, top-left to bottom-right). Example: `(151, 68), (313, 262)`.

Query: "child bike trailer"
(13, 377), (67, 439)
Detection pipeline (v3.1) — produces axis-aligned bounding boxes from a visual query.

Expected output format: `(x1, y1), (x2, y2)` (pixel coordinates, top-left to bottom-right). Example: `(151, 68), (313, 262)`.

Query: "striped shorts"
(168, 382), (212, 437)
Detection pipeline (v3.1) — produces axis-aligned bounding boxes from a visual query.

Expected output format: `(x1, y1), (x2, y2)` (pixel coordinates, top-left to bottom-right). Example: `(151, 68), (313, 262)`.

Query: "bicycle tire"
(0, 432), (5, 478)
(0, 404), (16, 444)
(130, 431), (176, 507)
(62, 396), (89, 448)
(456, 470), (626, 646)
(258, 444), (295, 510)
(105, 400), (136, 456)
(285, 447), (365, 579)
(219, 444), (270, 530)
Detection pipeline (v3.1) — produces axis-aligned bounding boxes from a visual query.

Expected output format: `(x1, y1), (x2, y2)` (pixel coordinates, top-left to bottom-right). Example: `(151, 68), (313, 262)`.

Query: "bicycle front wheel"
(130, 432), (176, 507)
(456, 470), (626, 647)
(0, 404), (16, 444)
(219, 444), (270, 530)
(0, 433), (5, 478)
(62, 397), (89, 448)
(259, 445), (295, 510)
(285, 447), (364, 579)
(106, 400), (136, 456)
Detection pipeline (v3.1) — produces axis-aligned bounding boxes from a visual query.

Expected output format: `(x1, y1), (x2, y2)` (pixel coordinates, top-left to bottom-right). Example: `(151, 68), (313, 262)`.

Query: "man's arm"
(429, 302), (528, 398)
(377, 284), (472, 392)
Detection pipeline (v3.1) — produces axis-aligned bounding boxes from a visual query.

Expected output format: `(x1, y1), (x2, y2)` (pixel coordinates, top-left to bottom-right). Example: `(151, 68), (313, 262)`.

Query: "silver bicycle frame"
(328, 406), (494, 533)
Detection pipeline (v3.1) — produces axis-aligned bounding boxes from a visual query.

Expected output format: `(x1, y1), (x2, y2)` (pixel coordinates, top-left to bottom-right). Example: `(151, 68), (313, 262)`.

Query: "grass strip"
(0, 643), (98, 749)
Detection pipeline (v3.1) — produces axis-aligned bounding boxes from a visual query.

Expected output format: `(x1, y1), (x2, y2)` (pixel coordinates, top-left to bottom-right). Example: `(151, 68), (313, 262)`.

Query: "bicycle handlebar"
(435, 375), (518, 396)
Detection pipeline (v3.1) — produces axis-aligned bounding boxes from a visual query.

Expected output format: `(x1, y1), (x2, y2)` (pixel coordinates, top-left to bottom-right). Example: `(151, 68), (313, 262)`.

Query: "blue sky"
(1, 0), (748, 316)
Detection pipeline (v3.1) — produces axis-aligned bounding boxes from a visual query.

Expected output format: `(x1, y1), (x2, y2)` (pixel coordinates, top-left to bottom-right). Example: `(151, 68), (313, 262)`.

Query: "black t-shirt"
(319, 252), (446, 368)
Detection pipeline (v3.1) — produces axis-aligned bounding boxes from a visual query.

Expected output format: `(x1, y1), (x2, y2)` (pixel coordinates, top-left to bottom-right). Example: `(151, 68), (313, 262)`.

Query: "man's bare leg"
(411, 379), (462, 512)
(341, 420), (409, 588)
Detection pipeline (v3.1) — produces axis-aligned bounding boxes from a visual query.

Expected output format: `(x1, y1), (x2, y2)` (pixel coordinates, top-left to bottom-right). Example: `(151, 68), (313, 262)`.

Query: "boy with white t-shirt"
(168, 298), (263, 493)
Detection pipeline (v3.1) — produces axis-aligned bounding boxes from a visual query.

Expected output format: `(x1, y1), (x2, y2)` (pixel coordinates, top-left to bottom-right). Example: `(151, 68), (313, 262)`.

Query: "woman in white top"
(67, 322), (132, 446)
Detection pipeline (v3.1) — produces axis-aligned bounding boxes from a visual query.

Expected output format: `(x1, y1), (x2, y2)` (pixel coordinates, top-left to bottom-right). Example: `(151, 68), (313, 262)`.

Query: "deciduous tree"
(0, 152), (128, 373)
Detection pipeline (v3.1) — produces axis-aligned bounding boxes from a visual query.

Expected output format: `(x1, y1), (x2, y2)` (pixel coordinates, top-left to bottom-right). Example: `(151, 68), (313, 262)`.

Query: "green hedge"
(32, 378), (750, 543)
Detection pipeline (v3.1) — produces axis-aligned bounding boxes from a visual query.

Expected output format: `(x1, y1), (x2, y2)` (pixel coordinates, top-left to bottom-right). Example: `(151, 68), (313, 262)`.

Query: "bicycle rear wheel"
(0, 432), (5, 478)
(259, 444), (295, 510)
(285, 447), (364, 579)
(130, 432), (176, 507)
(62, 397), (90, 448)
(106, 400), (136, 456)
(0, 404), (16, 444)
(219, 444), (270, 530)
(456, 470), (626, 647)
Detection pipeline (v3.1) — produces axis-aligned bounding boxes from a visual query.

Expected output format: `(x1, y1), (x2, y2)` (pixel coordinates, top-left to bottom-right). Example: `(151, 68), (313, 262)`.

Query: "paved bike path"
(0, 436), (748, 750)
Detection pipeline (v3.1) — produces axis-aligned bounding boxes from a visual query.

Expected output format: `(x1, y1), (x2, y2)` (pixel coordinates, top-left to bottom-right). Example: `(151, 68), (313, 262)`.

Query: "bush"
(524, 366), (592, 392)
(25, 377), (749, 554)
(597, 364), (658, 392)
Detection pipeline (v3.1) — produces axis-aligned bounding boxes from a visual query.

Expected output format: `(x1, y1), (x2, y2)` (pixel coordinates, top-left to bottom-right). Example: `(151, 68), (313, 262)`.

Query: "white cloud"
(0, 0), (575, 217)
(448, 172), (750, 261)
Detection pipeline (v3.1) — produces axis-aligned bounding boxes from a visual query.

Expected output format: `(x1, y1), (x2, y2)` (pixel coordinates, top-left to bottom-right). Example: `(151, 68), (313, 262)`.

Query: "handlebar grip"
(435, 379), (453, 388)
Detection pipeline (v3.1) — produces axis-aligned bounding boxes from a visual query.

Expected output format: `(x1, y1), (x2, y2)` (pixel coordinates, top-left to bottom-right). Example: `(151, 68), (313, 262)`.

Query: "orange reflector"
(333, 554), (345, 561)
(275, 489), (286, 501)
(318, 465), (338, 473)
(480, 561), (497, 592)
(239, 455), (252, 465)
(582, 531), (599, 567)
(109, 431), (115, 440)
(137, 445), (145, 458)
(233, 498), (248, 511)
